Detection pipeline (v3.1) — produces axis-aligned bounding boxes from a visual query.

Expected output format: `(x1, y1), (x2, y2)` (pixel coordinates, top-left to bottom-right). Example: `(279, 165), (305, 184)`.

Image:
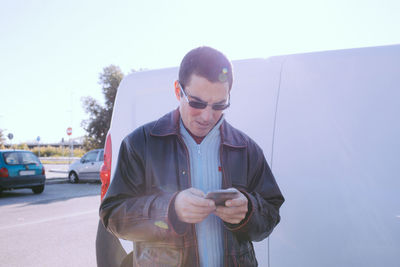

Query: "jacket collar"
(150, 108), (246, 148)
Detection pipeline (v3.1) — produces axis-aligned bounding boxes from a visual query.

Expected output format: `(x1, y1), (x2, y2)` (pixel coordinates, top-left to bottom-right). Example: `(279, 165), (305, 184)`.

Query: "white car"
(68, 149), (103, 183)
(96, 44), (400, 267)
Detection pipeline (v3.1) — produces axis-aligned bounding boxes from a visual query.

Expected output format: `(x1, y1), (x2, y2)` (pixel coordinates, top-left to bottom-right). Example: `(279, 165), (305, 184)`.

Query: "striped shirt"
(180, 117), (225, 267)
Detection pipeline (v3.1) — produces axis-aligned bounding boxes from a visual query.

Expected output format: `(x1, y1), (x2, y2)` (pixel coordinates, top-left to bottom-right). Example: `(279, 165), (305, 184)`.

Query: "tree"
(0, 129), (5, 147)
(81, 65), (124, 150)
(16, 143), (29, 150)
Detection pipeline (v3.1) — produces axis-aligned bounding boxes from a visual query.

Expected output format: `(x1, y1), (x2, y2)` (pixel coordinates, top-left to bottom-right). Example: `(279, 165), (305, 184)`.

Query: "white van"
(96, 44), (400, 267)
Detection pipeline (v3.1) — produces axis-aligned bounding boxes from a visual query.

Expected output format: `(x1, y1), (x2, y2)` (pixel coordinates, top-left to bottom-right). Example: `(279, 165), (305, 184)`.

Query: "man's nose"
(200, 106), (214, 121)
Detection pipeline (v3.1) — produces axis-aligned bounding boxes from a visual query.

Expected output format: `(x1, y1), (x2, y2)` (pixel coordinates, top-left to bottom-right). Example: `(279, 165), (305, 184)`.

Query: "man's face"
(175, 74), (230, 137)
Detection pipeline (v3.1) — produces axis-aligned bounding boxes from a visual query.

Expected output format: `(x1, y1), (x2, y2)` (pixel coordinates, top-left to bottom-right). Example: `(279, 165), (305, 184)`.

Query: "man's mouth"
(196, 121), (211, 128)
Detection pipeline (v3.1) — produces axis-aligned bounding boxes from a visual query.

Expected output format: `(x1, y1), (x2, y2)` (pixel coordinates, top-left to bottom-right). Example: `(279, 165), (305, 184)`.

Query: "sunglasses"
(178, 81), (230, 111)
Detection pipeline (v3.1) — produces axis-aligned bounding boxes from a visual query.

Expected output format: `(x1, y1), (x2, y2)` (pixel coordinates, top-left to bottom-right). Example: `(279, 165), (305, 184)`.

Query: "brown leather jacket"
(100, 109), (284, 266)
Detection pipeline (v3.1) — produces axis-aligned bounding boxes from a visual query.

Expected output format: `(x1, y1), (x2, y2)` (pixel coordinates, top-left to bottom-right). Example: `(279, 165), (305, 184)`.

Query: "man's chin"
(192, 123), (212, 137)
(193, 128), (210, 137)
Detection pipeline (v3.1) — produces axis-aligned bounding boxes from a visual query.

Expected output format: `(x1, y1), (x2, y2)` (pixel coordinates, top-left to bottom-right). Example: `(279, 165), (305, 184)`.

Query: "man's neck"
(180, 114), (224, 144)
(182, 123), (205, 144)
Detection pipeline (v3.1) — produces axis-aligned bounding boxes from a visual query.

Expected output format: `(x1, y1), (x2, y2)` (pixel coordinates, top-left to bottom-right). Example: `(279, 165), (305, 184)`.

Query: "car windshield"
(82, 151), (98, 162)
(3, 152), (40, 165)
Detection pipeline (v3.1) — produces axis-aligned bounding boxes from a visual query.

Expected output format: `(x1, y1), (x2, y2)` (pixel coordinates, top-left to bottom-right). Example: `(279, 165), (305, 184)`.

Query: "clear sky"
(1, 0), (399, 144)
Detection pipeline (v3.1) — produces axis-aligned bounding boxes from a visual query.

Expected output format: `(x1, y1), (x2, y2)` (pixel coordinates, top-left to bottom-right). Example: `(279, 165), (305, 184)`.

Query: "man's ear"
(174, 80), (181, 101)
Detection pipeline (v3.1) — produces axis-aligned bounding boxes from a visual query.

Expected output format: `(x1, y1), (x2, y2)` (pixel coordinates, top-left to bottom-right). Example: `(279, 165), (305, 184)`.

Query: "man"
(100, 46), (284, 266)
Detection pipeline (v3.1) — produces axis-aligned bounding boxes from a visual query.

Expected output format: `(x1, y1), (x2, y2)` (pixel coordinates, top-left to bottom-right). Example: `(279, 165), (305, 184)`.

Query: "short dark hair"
(178, 46), (233, 90)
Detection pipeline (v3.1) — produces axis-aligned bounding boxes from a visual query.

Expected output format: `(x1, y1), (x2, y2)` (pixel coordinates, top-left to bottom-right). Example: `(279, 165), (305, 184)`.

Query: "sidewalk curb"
(46, 178), (70, 185)
(45, 178), (101, 185)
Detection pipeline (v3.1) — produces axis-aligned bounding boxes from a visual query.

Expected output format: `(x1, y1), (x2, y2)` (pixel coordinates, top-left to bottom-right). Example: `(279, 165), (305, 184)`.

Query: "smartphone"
(205, 189), (239, 206)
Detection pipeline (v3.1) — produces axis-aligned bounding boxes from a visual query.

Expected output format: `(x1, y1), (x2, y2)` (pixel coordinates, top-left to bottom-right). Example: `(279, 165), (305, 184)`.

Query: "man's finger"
(184, 189), (215, 207)
(180, 203), (216, 215)
(224, 190), (247, 207)
(178, 206), (215, 223)
(215, 205), (247, 215)
(225, 197), (247, 207)
(214, 210), (246, 224)
(188, 187), (206, 197)
(214, 202), (248, 224)
(185, 194), (215, 208)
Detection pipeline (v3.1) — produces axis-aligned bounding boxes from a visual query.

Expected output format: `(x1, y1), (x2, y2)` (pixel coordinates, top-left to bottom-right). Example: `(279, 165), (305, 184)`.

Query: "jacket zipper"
(177, 135), (200, 267)
(220, 142), (230, 267)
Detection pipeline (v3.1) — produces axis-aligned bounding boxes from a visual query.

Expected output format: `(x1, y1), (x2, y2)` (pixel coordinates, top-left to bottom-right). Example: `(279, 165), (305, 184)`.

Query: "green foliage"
(82, 136), (101, 151)
(0, 129), (5, 145)
(31, 146), (86, 157)
(100, 65), (124, 110)
(81, 65), (124, 150)
(16, 143), (29, 150)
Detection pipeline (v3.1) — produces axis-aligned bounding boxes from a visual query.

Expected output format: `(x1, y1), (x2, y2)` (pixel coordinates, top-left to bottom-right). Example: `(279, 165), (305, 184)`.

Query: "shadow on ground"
(0, 181), (101, 207)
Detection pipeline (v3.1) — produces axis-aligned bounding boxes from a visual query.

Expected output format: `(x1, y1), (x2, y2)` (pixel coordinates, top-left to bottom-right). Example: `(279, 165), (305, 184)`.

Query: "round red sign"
(66, 127), (72, 136)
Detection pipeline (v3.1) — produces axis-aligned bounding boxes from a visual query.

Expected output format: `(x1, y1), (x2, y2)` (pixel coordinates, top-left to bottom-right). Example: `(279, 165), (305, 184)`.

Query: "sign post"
(61, 137), (65, 157)
(7, 133), (13, 150)
(37, 136), (41, 157)
(67, 127), (72, 164)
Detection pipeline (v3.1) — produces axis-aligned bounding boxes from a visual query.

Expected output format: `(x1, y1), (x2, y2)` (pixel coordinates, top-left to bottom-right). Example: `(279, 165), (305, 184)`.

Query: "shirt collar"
(150, 108), (246, 148)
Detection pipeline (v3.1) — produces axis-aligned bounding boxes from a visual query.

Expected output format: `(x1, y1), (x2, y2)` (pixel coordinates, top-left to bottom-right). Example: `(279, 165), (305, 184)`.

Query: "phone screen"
(205, 189), (239, 206)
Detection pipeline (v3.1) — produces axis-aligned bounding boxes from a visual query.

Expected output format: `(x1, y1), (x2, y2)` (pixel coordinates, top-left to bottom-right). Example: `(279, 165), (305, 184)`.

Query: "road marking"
(0, 209), (98, 230)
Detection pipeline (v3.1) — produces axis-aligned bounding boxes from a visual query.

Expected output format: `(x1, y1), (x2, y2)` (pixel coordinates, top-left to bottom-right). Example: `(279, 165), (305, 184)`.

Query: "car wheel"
(32, 185), (45, 194)
(69, 171), (79, 183)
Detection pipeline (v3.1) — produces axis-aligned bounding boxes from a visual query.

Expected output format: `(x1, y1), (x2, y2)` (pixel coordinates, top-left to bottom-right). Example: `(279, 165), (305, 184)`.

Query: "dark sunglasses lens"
(189, 101), (207, 109)
(212, 103), (229, 110)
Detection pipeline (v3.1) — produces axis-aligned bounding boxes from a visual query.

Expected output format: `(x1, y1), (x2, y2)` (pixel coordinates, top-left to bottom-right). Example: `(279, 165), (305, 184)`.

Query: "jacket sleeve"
(225, 142), (285, 242)
(99, 131), (187, 242)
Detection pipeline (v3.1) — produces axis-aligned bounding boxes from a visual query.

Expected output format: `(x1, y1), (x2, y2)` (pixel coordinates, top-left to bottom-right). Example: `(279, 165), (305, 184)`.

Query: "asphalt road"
(0, 183), (101, 267)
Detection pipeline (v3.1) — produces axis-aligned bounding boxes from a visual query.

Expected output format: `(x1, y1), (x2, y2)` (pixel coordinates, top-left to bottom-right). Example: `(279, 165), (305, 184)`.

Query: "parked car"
(96, 44), (400, 267)
(0, 150), (45, 195)
(68, 149), (103, 183)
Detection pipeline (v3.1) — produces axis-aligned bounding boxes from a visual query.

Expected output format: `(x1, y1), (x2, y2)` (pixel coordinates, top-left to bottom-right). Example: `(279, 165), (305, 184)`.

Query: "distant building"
(3, 136), (84, 149)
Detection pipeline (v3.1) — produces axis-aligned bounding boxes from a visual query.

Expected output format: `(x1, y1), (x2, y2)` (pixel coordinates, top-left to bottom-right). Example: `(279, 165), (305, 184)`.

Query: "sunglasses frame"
(178, 81), (230, 111)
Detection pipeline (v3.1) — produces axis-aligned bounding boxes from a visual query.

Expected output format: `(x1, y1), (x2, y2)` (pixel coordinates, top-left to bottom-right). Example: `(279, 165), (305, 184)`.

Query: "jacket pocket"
(226, 249), (257, 267)
(225, 241), (258, 267)
(136, 244), (183, 267)
(237, 248), (257, 266)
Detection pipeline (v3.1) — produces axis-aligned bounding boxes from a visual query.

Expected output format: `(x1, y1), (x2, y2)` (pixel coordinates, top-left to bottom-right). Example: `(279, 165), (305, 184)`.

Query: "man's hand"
(175, 187), (216, 224)
(214, 189), (248, 224)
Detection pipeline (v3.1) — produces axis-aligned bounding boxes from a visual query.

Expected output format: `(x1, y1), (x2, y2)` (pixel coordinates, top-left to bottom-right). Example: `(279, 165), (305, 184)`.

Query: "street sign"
(7, 133), (13, 140)
(67, 127), (72, 136)
(37, 136), (40, 142)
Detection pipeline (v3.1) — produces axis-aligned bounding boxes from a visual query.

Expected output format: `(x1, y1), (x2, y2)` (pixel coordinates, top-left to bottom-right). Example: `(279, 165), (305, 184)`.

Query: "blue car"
(0, 150), (46, 195)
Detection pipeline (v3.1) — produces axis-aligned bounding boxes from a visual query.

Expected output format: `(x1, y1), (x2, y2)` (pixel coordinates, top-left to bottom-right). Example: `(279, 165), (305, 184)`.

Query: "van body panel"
(271, 45), (400, 267)
(109, 67), (179, 182)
